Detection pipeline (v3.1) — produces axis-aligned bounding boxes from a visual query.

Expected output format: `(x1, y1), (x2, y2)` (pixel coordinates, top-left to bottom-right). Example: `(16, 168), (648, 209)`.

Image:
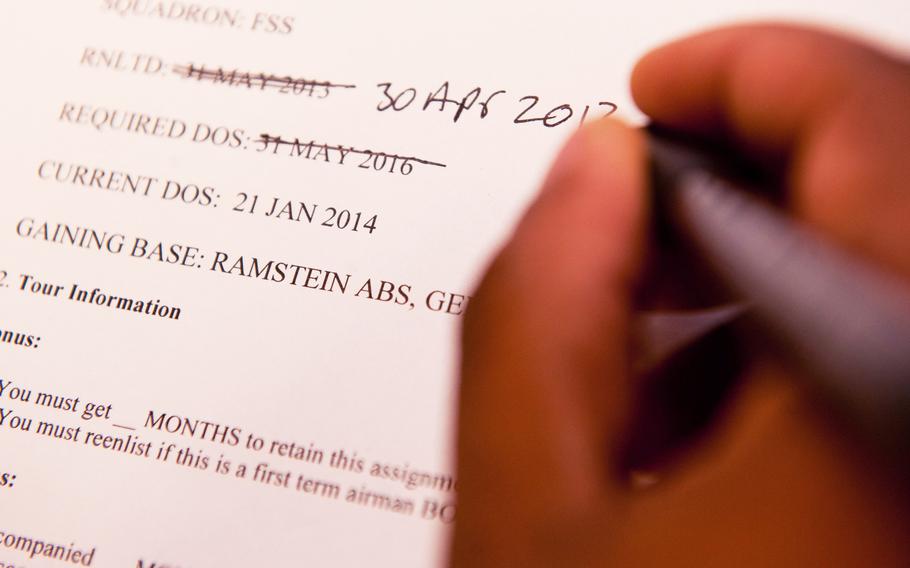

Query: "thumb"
(452, 119), (648, 567)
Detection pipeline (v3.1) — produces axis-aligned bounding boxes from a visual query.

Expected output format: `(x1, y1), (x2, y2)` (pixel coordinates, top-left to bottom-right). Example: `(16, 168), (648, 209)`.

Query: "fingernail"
(628, 469), (662, 490)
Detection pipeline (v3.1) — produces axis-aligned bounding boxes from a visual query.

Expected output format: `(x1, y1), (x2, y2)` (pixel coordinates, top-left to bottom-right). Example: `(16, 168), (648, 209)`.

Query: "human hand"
(451, 24), (910, 567)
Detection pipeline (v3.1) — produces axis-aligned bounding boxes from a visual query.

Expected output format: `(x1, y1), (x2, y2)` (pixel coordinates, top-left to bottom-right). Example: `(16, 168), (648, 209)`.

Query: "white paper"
(1, 2), (906, 566)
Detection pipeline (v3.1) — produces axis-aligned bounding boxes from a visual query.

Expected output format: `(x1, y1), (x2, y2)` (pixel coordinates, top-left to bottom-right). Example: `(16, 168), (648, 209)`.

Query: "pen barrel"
(665, 169), (910, 459)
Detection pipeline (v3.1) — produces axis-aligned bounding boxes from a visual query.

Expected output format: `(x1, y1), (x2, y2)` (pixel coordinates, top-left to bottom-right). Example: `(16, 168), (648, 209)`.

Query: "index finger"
(631, 23), (905, 157)
(631, 24), (910, 277)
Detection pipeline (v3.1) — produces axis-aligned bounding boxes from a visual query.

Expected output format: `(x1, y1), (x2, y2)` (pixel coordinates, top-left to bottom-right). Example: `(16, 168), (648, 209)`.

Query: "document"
(0, 2), (905, 566)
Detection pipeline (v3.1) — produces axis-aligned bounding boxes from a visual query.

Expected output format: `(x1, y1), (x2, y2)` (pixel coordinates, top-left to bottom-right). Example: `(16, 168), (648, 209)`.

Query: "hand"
(452, 24), (910, 567)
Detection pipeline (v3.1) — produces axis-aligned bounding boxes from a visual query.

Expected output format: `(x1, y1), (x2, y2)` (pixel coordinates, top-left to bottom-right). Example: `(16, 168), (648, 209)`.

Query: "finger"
(632, 24), (910, 276)
(612, 366), (910, 566)
(452, 119), (648, 566)
(631, 23), (904, 156)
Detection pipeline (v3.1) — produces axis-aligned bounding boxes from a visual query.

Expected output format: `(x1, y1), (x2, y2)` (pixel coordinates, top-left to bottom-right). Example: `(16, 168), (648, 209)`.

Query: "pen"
(644, 126), (910, 466)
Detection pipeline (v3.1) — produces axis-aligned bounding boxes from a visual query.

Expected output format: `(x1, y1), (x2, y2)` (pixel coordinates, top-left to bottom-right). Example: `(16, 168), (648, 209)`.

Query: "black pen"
(643, 126), (910, 466)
